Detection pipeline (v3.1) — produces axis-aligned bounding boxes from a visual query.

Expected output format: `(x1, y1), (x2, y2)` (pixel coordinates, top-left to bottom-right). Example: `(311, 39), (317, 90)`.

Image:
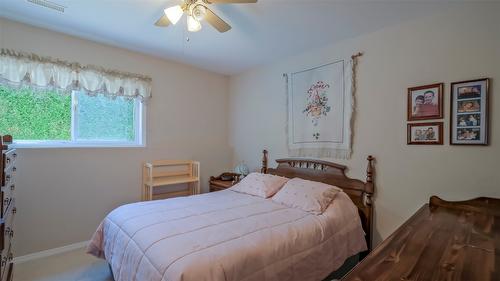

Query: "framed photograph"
(450, 78), (489, 145)
(407, 83), (444, 121)
(407, 122), (443, 145)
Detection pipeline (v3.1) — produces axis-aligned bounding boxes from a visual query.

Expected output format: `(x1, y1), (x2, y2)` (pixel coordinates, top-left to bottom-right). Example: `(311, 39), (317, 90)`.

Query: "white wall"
(229, 4), (500, 245)
(0, 19), (232, 256)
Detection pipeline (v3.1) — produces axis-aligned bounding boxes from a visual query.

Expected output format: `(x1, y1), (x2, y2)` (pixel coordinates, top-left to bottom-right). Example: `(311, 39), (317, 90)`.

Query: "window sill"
(11, 142), (146, 149)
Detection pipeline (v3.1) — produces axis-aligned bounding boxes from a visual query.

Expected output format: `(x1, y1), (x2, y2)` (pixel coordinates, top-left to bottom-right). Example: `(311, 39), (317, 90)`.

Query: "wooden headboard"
(260, 150), (375, 254)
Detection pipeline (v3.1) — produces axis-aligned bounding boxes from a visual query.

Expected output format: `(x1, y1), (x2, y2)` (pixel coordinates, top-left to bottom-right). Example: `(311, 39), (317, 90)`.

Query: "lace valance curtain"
(0, 49), (152, 100)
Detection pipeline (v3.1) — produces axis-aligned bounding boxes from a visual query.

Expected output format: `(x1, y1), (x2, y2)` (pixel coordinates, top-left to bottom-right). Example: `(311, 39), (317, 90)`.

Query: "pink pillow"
(229, 173), (289, 198)
(272, 178), (341, 214)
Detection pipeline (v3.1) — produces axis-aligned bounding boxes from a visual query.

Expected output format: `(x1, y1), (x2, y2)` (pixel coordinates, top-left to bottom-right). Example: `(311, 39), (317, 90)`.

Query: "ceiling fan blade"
(154, 15), (171, 27)
(208, 0), (257, 3)
(205, 8), (232, 33)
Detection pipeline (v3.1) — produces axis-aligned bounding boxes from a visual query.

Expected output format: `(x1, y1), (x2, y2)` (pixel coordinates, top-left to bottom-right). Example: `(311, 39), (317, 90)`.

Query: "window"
(0, 85), (144, 147)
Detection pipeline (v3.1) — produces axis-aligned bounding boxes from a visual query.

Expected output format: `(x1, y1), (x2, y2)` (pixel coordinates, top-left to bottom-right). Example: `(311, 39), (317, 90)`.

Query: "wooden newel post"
(364, 155), (375, 253)
(261, 150), (268, 174)
(365, 155), (375, 205)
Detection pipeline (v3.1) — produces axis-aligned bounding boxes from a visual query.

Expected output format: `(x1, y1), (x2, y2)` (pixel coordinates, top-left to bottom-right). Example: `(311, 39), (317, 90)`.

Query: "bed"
(87, 151), (375, 281)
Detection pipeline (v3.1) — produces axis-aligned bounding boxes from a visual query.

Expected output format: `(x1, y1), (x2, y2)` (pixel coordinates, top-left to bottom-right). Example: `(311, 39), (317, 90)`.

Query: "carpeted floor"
(14, 247), (342, 281)
(14, 247), (113, 281)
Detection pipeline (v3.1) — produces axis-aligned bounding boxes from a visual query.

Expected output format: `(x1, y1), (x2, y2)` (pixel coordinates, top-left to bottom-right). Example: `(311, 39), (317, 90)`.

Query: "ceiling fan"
(154, 0), (257, 33)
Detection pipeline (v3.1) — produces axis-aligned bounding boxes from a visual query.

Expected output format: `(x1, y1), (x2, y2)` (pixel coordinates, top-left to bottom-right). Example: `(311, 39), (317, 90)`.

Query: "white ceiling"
(0, 0), (465, 75)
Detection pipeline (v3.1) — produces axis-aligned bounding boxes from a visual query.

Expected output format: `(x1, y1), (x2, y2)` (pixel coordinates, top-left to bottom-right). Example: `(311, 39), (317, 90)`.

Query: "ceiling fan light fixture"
(187, 15), (202, 32)
(192, 4), (207, 21)
(155, 0), (257, 33)
(164, 5), (184, 25)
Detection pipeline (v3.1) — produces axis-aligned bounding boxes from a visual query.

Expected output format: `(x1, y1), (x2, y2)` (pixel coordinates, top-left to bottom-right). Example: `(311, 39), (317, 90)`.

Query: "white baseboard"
(13, 240), (89, 264)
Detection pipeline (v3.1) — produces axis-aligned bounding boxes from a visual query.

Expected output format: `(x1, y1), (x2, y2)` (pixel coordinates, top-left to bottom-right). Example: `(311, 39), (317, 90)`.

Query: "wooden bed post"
(365, 155), (375, 206)
(261, 150), (268, 174)
(364, 155), (375, 253)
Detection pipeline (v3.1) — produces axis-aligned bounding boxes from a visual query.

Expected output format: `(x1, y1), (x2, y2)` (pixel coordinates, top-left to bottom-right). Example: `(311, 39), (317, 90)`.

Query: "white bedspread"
(87, 190), (366, 281)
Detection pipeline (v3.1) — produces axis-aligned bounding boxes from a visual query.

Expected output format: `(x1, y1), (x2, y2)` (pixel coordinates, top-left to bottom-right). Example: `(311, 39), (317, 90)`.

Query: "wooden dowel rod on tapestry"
(351, 52), (364, 60)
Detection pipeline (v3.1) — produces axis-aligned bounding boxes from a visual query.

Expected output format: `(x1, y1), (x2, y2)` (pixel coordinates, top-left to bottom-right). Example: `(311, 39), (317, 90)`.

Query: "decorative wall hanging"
(407, 83), (443, 121)
(284, 53), (362, 159)
(0, 49), (152, 100)
(450, 78), (489, 145)
(407, 122), (443, 145)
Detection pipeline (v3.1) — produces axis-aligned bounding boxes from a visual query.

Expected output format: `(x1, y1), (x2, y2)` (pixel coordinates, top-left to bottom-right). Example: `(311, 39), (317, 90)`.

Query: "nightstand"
(209, 173), (241, 192)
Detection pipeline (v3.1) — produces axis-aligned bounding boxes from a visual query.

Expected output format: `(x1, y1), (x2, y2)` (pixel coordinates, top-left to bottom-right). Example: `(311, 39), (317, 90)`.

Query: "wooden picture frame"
(407, 83), (444, 121)
(407, 122), (444, 145)
(450, 78), (489, 145)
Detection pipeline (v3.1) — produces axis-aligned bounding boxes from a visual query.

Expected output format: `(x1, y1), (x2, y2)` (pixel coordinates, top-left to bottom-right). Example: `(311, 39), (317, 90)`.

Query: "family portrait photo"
(457, 128), (481, 141)
(457, 114), (480, 127)
(407, 83), (443, 121)
(407, 122), (443, 145)
(450, 78), (489, 145)
(457, 99), (481, 113)
(458, 85), (482, 99)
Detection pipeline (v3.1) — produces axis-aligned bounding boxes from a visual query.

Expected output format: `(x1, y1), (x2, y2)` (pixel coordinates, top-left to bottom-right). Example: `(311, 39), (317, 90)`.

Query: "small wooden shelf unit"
(142, 160), (200, 201)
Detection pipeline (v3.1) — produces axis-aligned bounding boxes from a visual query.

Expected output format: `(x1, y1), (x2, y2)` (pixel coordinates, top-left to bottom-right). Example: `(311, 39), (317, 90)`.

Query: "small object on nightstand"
(234, 162), (249, 177)
(209, 172), (241, 192)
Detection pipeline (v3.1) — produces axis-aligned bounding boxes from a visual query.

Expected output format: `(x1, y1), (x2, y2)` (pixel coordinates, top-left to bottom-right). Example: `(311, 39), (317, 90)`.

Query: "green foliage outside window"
(0, 85), (71, 140)
(0, 85), (136, 143)
(76, 93), (135, 141)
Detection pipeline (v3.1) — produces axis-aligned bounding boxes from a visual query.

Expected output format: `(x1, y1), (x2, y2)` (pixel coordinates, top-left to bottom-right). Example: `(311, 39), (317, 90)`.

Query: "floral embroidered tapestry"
(286, 59), (354, 159)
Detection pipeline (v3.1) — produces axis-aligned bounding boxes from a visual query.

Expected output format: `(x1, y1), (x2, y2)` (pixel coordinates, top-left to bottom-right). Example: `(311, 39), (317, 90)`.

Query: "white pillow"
(229, 172), (289, 198)
(271, 178), (341, 214)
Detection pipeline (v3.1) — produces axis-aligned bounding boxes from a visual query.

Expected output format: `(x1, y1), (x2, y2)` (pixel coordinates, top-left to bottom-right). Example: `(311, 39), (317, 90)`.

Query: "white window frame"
(12, 91), (146, 149)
